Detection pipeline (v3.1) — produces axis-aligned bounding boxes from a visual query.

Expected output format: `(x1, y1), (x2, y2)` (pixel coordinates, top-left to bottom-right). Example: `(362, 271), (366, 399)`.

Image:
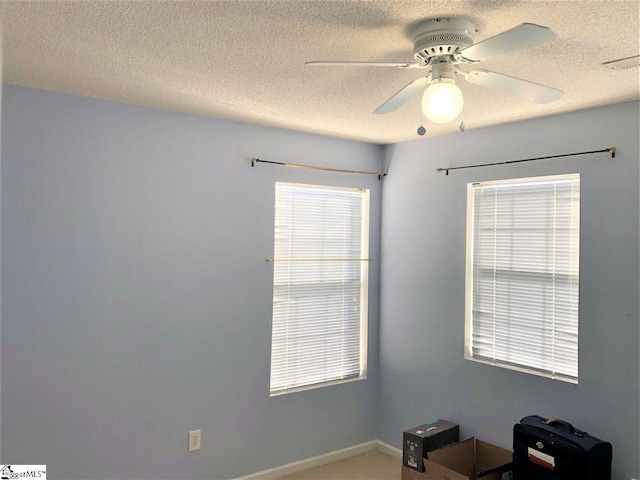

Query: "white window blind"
(465, 174), (580, 383)
(270, 183), (369, 395)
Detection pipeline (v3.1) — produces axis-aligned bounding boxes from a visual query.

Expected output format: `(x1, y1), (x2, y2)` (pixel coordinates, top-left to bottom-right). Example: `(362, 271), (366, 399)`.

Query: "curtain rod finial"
(435, 168), (442, 173)
(609, 147), (616, 158)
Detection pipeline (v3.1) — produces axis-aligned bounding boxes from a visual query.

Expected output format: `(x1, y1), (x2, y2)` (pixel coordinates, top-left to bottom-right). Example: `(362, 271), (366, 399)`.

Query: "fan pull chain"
(417, 96), (427, 136)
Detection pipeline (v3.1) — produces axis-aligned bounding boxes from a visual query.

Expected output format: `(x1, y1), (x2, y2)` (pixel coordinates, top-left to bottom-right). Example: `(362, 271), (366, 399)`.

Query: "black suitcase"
(513, 415), (612, 480)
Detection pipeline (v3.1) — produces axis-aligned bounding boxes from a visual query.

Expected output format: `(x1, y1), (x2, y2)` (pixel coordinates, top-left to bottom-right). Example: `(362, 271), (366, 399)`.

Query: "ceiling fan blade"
(306, 61), (423, 69)
(459, 23), (556, 62)
(466, 69), (563, 103)
(374, 77), (428, 114)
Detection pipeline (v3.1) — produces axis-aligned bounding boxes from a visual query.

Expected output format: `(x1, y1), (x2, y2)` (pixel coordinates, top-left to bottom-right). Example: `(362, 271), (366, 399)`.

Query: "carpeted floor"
(278, 451), (401, 480)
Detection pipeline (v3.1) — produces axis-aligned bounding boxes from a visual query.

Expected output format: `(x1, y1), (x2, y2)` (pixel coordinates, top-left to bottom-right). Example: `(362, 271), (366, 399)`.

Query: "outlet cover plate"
(189, 429), (201, 452)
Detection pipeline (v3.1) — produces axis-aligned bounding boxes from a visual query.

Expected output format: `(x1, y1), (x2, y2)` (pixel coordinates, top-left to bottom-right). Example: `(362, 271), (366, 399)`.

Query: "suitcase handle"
(545, 417), (586, 437)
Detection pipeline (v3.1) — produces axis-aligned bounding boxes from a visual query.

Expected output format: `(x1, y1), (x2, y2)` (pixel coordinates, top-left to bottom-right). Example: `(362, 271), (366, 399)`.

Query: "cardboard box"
(401, 437), (513, 480)
(403, 420), (459, 472)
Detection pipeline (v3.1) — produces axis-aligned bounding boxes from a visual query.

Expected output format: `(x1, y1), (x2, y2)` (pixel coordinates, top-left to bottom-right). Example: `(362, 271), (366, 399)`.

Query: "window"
(465, 174), (580, 383)
(269, 183), (369, 395)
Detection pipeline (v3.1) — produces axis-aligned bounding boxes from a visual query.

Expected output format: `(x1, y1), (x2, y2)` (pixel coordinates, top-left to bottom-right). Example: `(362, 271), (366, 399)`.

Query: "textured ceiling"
(4, 1), (640, 144)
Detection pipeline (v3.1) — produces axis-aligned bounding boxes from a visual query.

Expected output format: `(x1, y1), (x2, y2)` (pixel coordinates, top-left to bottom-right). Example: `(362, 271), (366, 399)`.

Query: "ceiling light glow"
(422, 80), (464, 124)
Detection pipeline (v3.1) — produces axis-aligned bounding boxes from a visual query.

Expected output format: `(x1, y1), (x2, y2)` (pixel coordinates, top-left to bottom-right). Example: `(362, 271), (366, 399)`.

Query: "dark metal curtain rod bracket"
(251, 158), (387, 180)
(435, 147), (616, 175)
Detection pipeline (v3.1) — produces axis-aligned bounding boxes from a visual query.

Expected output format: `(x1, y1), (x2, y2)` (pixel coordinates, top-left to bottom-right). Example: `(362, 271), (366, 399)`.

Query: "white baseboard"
(375, 439), (402, 459)
(233, 440), (378, 480)
(233, 439), (401, 480)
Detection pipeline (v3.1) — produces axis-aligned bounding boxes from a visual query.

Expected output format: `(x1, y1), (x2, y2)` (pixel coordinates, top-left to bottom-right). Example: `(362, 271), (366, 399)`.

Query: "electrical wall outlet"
(188, 429), (201, 452)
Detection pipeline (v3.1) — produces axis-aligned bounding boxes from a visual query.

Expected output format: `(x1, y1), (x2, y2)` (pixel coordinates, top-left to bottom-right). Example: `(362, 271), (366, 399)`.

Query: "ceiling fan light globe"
(422, 82), (464, 124)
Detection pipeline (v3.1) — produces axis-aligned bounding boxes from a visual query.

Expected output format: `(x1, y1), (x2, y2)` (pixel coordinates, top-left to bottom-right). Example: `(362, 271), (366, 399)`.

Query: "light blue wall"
(378, 101), (640, 479)
(1, 85), (383, 479)
(0, 2), (3, 460)
(2, 84), (639, 480)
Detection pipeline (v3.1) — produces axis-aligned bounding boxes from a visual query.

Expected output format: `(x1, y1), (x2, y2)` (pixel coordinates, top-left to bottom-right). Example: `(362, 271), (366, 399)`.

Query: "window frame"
(464, 173), (580, 383)
(269, 182), (370, 396)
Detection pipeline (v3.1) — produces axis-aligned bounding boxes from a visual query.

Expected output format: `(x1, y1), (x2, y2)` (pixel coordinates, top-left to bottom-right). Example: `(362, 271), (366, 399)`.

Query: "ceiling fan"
(306, 18), (563, 125)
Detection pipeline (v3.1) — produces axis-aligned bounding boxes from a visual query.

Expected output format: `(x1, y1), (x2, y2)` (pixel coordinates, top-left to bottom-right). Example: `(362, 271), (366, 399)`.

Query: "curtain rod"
(267, 258), (373, 262)
(435, 147), (616, 176)
(251, 158), (387, 180)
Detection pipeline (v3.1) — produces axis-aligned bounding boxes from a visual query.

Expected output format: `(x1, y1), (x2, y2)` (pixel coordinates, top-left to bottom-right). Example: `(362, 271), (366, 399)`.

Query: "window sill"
(465, 354), (578, 384)
(270, 374), (367, 397)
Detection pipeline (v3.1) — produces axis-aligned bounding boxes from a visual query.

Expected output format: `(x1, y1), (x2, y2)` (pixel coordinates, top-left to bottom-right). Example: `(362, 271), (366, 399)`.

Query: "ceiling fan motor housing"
(412, 18), (476, 64)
